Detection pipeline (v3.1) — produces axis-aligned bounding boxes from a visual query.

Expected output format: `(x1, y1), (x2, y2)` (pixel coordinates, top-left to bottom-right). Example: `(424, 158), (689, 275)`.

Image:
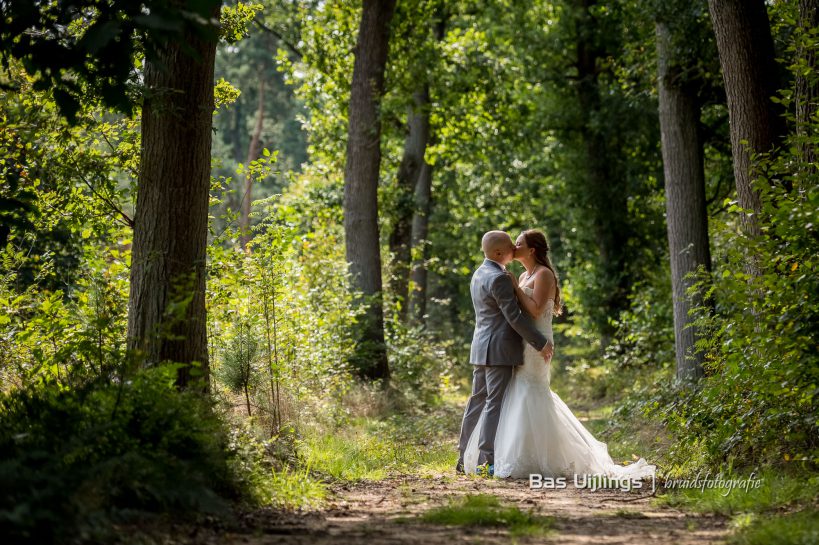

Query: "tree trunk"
(343, 0), (397, 381)
(240, 76), (265, 250)
(572, 0), (632, 343)
(127, 3), (220, 391)
(656, 22), (712, 384)
(389, 87), (431, 319)
(797, 0), (818, 172)
(707, 0), (786, 237)
(408, 159), (432, 325)
(406, 15), (445, 327)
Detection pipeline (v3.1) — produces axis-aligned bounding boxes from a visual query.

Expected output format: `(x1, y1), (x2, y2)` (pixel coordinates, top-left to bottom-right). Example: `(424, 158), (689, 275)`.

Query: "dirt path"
(180, 474), (730, 545)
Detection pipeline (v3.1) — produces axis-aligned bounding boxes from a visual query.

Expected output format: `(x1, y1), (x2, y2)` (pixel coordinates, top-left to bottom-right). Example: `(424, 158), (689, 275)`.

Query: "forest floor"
(155, 472), (730, 545)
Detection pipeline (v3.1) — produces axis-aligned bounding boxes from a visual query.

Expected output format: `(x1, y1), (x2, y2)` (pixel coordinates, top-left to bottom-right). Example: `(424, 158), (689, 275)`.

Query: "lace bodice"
(522, 286), (554, 344)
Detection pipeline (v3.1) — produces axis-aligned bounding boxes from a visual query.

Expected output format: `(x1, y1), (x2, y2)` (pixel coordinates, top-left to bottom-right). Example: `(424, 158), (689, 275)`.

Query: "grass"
(420, 494), (553, 537)
(729, 510), (819, 545)
(227, 422), (327, 510)
(655, 469), (819, 545)
(300, 414), (457, 481)
(654, 470), (818, 516)
(254, 468), (327, 509)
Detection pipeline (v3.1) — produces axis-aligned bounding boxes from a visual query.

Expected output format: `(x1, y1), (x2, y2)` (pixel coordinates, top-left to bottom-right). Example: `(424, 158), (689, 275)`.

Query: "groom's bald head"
(482, 230), (514, 263)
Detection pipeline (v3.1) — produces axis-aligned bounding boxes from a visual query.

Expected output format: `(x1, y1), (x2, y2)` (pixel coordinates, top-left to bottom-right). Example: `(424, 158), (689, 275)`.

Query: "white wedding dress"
(463, 288), (656, 480)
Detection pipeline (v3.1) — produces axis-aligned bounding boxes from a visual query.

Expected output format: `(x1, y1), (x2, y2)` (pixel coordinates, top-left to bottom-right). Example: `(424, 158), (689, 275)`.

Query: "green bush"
(0, 366), (236, 544)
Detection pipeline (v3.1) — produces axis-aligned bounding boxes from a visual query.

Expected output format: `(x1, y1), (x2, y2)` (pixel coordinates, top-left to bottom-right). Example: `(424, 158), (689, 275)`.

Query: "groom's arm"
(490, 273), (549, 350)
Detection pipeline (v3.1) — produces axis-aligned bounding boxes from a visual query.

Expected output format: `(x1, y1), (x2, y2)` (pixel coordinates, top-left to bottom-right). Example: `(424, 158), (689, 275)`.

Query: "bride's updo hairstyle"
(523, 229), (563, 316)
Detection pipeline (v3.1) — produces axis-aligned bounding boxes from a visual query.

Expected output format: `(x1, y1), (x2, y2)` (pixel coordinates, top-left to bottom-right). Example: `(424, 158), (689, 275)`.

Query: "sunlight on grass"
(255, 469), (326, 509)
(300, 416), (456, 481)
(654, 470), (819, 516)
(729, 510), (819, 545)
(420, 494), (553, 537)
(656, 470), (819, 545)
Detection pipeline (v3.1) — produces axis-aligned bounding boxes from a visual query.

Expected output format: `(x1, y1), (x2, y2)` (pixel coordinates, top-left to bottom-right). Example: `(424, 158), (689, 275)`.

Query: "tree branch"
(252, 17), (302, 60)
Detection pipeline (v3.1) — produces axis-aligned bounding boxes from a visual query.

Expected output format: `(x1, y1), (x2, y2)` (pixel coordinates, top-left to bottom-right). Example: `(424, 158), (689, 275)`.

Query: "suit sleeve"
(490, 273), (549, 351)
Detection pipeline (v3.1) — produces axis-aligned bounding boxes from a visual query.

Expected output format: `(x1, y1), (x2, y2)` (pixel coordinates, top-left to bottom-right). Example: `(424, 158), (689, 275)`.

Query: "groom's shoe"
(455, 460), (465, 475)
(476, 462), (494, 478)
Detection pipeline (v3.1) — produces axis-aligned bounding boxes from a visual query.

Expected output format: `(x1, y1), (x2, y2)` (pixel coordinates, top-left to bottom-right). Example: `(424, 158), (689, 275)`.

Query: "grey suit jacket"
(469, 259), (549, 366)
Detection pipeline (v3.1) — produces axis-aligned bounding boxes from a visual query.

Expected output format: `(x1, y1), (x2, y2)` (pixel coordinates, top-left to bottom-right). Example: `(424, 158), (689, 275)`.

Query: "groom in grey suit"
(456, 230), (553, 475)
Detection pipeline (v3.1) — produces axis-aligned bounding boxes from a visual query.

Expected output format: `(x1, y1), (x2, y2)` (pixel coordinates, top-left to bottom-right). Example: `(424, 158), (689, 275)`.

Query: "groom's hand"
(540, 341), (554, 361)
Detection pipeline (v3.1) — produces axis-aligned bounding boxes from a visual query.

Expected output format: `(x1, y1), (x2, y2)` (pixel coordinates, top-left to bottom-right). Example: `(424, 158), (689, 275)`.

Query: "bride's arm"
(513, 269), (556, 318)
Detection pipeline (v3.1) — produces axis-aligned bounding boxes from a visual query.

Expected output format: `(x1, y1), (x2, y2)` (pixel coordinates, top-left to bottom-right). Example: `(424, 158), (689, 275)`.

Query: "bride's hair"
(523, 229), (563, 316)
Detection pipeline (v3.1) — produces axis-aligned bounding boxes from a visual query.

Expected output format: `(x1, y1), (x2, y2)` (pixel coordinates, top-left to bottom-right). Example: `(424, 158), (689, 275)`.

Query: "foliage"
(656, 470), (819, 515)
(657, 470), (819, 545)
(225, 421), (325, 509)
(729, 510), (819, 545)
(0, 367), (235, 544)
(0, 0), (818, 541)
(208, 154), (361, 434)
(385, 318), (459, 408)
(0, 0), (222, 120)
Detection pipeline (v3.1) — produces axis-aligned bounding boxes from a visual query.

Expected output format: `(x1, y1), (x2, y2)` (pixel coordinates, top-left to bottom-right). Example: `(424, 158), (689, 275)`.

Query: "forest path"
(203, 473), (730, 545)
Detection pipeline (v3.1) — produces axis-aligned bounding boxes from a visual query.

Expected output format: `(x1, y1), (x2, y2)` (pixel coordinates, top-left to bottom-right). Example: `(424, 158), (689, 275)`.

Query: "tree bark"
(343, 0), (397, 381)
(656, 22), (712, 384)
(797, 0), (818, 172)
(389, 87), (430, 319)
(707, 0), (786, 236)
(408, 159), (432, 324)
(127, 3), (220, 391)
(240, 76), (265, 250)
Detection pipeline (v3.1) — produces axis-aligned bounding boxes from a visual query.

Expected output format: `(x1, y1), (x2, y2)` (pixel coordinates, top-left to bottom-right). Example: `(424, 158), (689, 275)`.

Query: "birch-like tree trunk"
(656, 21), (712, 384)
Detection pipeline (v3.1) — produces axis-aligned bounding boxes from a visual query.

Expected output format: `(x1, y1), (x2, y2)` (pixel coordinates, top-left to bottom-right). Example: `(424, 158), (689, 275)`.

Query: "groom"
(456, 230), (553, 476)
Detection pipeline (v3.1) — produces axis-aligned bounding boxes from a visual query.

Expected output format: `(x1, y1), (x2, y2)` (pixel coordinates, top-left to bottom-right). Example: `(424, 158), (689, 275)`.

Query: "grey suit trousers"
(457, 364), (514, 466)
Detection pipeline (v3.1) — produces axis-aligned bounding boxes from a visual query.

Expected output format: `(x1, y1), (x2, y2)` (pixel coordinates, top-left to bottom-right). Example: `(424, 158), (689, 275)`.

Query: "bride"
(463, 229), (656, 480)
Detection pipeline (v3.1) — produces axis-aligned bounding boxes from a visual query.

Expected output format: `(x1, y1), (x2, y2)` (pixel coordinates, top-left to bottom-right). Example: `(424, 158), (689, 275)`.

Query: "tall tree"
(408, 153), (433, 324)
(389, 87), (431, 319)
(707, 0), (786, 237)
(127, 2), (221, 390)
(401, 7), (446, 326)
(570, 0), (634, 343)
(343, 0), (397, 381)
(655, 19), (712, 384)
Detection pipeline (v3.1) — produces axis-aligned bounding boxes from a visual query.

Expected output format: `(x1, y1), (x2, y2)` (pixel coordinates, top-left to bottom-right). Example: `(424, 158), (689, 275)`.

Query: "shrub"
(0, 366), (236, 544)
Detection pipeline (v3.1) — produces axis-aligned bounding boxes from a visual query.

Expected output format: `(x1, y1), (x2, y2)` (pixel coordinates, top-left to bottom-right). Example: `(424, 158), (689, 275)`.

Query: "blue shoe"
(476, 463), (494, 477)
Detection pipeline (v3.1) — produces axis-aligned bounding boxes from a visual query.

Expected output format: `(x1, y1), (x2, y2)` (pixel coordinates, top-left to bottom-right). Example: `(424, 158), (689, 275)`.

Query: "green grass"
(254, 468), (326, 509)
(300, 416), (456, 481)
(655, 470), (819, 545)
(655, 470), (818, 516)
(420, 494), (553, 537)
(729, 510), (819, 545)
(228, 423), (327, 509)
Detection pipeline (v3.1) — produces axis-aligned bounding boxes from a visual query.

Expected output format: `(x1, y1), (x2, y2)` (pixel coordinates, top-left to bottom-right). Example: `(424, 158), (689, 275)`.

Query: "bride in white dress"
(464, 229), (655, 480)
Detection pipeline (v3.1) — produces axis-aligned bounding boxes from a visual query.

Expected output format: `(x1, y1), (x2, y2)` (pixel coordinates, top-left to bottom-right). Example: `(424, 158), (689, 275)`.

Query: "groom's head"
(482, 230), (515, 265)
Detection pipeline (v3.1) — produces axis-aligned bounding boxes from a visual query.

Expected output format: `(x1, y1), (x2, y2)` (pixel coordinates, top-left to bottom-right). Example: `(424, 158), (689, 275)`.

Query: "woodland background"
(0, 0), (817, 543)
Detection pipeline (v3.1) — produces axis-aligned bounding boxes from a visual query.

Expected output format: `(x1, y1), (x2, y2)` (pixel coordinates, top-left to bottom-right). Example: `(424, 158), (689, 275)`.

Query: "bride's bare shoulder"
(534, 266), (555, 283)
